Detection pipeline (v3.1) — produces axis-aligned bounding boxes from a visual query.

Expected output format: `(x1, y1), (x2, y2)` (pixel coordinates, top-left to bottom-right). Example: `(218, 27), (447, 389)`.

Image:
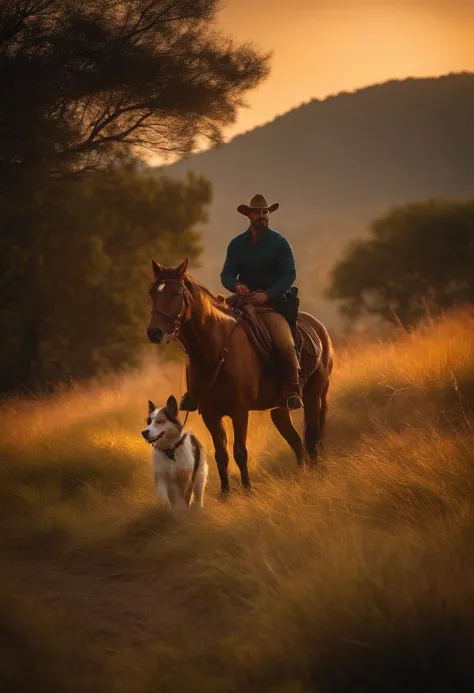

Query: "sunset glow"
(217, 0), (474, 139)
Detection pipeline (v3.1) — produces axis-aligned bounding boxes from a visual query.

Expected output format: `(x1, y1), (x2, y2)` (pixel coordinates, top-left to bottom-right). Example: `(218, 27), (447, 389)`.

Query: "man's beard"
(251, 219), (268, 231)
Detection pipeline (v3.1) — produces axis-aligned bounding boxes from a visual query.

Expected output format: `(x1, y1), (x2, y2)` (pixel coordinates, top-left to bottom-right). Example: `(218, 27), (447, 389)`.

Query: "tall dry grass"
(2, 311), (474, 692)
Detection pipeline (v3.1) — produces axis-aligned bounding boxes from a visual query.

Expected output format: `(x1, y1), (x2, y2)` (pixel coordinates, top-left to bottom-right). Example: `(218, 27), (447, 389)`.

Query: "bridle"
(148, 273), (242, 419)
(149, 276), (192, 341)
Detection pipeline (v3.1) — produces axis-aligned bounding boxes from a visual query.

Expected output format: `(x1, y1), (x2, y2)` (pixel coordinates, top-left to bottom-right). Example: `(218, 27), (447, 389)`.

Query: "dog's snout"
(147, 327), (164, 344)
(141, 430), (150, 441)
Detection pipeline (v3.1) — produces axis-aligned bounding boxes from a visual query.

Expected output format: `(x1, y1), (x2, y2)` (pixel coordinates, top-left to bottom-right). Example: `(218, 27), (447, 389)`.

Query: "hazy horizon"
(147, 1), (474, 165)
(215, 0), (474, 140)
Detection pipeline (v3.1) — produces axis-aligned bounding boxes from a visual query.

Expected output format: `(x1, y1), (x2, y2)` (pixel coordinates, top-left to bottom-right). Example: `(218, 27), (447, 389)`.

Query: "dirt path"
(2, 551), (195, 652)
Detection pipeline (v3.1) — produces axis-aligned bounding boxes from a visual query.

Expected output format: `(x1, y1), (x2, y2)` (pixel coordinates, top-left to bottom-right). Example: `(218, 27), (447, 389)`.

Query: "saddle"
(224, 294), (275, 362)
(223, 294), (320, 379)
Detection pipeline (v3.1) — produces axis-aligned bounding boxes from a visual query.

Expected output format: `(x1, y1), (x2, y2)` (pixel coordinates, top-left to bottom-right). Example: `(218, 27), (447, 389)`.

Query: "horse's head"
(147, 258), (191, 344)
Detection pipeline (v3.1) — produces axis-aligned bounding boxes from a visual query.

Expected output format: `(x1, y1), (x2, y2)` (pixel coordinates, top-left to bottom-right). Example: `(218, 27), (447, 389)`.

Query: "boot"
(179, 391), (198, 412)
(280, 351), (303, 410)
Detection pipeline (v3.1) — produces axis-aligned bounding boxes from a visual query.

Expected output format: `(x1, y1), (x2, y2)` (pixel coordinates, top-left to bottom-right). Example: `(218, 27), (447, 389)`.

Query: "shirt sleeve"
(220, 240), (240, 293)
(265, 236), (297, 300)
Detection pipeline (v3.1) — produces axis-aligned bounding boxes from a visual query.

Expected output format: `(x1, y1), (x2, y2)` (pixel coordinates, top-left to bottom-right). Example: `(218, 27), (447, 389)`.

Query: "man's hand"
(235, 284), (250, 295)
(249, 291), (268, 306)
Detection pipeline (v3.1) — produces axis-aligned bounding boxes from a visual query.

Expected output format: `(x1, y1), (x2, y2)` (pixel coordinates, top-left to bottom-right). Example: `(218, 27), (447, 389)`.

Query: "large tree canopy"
(0, 0), (270, 180)
(326, 199), (474, 327)
(0, 0), (270, 391)
(0, 162), (210, 391)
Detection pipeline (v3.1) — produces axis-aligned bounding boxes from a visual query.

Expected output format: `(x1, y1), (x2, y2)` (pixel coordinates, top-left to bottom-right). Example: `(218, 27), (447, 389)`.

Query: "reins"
(193, 315), (242, 414)
(150, 276), (242, 421)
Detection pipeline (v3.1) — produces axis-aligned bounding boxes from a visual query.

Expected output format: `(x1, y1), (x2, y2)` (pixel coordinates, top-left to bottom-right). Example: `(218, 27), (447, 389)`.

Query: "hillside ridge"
(154, 72), (474, 327)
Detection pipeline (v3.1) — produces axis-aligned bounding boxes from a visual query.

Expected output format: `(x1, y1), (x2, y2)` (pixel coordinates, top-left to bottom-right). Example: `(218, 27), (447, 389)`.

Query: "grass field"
(2, 312), (474, 692)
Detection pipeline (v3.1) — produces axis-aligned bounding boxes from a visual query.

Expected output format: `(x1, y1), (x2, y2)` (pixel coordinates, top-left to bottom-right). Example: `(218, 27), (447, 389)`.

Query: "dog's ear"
(166, 395), (178, 418)
(148, 400), (156, 414)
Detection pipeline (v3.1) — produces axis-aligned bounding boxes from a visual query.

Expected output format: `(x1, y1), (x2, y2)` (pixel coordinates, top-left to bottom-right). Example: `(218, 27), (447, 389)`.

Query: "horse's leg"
(201, 410), (230, 497)
(270, 408), (305, 466)
(318, 380), (330, 453)
(231, 409), (251, 492)
(302, 373), (325, 465)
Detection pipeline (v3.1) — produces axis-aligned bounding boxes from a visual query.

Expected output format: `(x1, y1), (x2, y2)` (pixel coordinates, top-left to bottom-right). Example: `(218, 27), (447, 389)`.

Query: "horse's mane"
(184, 275), (233, 320)
(150, 267), (233, 321)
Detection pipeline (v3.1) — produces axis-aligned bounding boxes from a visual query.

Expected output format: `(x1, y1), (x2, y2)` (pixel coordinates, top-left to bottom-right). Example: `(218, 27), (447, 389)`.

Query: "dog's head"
(141, 395), (182, 447)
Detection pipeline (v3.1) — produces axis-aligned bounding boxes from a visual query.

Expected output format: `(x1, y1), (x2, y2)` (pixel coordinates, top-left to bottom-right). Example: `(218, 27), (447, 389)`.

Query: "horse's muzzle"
(147, 327), (164, 344)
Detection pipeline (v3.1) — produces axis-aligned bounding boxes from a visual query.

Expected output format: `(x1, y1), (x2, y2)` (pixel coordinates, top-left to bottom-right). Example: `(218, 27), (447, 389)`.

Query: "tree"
(0, 163), (210, 391)
(0, 0), (270, 181)
(325, 199), (474, 327)
(0, 0), (271, 391)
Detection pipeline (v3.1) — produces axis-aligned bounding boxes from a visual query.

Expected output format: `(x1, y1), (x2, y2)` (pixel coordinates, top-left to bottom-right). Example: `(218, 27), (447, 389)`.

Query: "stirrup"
(286, 393), (303, 410)
(179, 392), (198, 412)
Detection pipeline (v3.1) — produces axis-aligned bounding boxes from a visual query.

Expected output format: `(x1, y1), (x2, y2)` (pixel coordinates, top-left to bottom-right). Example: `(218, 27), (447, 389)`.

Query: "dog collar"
(162, 433), (187, 460)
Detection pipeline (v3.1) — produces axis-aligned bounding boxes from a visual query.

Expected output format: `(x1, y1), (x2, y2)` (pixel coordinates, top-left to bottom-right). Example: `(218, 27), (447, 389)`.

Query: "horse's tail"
(299, 312), (334, 376)
(319, 378), (330, 437)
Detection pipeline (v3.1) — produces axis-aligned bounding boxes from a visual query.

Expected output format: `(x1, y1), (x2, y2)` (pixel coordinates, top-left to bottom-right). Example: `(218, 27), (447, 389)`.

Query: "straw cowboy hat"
(237, 193), (279, 216)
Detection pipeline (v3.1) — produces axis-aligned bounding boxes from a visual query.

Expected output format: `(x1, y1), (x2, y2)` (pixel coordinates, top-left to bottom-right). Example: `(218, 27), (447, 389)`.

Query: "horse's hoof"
(242, 485), (253, 496)
(218, 489), (231, 502)
(307, 458), (321, 469)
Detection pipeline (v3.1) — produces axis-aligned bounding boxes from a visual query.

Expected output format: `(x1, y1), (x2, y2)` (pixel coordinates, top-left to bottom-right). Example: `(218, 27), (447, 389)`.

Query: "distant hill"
(155, 73), (474, 329)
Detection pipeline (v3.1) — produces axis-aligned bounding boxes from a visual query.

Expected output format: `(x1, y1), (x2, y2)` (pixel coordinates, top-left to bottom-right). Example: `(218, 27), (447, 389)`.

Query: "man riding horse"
(181, 193), (303, 412)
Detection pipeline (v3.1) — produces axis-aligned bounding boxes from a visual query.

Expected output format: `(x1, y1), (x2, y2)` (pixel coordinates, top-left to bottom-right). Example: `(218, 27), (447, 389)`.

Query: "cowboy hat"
(237, 194), (279, 216)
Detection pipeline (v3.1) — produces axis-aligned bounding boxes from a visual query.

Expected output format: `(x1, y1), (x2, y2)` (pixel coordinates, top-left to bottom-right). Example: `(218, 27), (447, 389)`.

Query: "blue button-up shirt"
(220, 227), (296, 300)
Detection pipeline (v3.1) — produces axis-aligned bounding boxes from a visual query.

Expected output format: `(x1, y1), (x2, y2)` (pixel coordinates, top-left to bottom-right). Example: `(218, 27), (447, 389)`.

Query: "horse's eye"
(171, 290), (180, 297)
(146, 417), (151, 425)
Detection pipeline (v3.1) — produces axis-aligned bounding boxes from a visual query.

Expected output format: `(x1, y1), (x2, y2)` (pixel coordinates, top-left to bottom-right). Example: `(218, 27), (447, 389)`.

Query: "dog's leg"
(170, 484), (188, 510)
(175, 470), (193, 508)
(192, 464), (208, 508)
(154, 473), (170, 506)
(184, 481), (194, 507)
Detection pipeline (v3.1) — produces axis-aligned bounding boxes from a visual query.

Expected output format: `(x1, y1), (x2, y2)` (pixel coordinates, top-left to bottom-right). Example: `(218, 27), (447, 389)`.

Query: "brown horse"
(146, 258), (333, 497)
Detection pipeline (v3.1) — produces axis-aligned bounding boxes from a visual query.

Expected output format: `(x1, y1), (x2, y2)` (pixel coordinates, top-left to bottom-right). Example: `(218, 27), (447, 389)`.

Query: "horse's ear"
(166, 395), (178, 418)
(152, 259), (163, 276)
(148, 400), (156, 414)
(176, 257), (188, 275)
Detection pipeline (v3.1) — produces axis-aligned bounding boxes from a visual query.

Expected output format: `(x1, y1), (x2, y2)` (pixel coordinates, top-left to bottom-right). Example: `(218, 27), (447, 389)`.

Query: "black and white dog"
(141, 395), (208, 509)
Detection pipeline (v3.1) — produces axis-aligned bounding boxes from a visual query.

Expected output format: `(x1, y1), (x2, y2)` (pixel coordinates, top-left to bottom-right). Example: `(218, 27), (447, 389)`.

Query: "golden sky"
(215, 0), (474, 139)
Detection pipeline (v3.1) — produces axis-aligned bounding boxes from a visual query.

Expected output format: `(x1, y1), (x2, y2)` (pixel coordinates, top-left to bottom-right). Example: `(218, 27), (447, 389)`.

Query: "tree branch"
(96, 110), (153, 145)
(0, 1), (55, 47)
(120, 0), (214, 45)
